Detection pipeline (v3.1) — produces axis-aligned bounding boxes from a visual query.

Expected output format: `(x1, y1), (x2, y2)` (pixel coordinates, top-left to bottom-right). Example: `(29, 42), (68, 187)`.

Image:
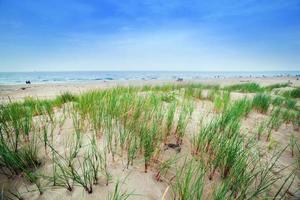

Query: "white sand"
(0, 77), (299, 199)
(0, 76), (299, 103)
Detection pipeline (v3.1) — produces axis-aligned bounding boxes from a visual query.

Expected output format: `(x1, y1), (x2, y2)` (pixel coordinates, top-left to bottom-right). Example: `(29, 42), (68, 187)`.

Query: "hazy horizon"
(1, 0), (300, 72)
(1, 70), (300, 73)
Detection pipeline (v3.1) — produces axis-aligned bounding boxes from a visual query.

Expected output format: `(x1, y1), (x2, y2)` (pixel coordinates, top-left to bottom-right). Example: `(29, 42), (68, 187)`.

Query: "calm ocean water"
(0, 71), (299, 85)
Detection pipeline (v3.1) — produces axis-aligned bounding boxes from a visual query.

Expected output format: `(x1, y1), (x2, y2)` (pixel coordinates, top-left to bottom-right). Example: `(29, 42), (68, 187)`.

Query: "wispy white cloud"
(7, 27), (290, 71)
(0, 0), (299, 71)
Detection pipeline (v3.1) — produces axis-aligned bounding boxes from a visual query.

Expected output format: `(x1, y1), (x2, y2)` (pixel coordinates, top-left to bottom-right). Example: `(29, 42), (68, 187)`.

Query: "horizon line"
(0, 70), (300, 73)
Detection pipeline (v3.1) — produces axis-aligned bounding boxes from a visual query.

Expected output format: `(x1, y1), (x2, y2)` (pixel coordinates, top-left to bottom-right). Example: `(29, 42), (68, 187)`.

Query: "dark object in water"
(164, 143), (181, 153)
(25, 80), (31, 84)
(177, 78), (183, 82)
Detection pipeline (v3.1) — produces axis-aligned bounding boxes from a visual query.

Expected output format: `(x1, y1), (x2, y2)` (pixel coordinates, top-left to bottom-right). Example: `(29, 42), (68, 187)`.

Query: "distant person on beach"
(25, 80), (31, 84)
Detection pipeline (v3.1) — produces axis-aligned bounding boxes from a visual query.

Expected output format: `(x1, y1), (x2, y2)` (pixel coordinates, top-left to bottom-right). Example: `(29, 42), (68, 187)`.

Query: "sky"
(0, 0), (300, 72)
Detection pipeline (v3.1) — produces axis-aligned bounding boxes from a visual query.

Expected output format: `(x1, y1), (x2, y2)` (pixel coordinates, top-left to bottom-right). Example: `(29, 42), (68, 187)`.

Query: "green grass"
(271, 96), (284, 107)
(213, 90), (230, 112)
(293, 111), (300, 130)
(207, 87), (220, 101)
(174, 102), (194, 144)
(54, 92), (77, 105)
(256, 121), (266, 140)
(0, 82), (297, 199)
(212, 146), (294, 200)
(106, 180), (135, 200)
(281, 109), (295, 124)
(265, 107), (283, 141)
(141, 120), (157, 173)
(126, 134), (138, 168)
(160, 92), (176, 102)
(264, 83), (289, 91)
(0, 137), (40, 176)
(194, 100), (248, 182)
(252, 93), (271, 114)
(69, 156), (94, 193)
(224, 83), (263, 93)
(49, 136), (108, 194)
(213, 90), (231, 112)
(0, 103), (40, 176)
(282, 87), (300, 98)
(165, 102), (177, 143)
(24, 170), (43, 195)
(284, 98), (297, 110)
(290, 87), (300, 98)
(172, 158), (205, 200)
(289, 134), (297, 157)
(155, 155), (178, 181)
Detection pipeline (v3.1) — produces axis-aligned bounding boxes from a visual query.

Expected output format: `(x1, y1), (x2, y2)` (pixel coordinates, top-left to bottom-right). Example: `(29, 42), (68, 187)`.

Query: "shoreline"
(1, 71), (299, 86)
(0, 76), (299, 103)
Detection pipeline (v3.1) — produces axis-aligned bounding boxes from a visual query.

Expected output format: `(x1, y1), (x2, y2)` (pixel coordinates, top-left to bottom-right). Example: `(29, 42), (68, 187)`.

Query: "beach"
(0, 76), (299, 200)
(1, 76), (299, 103)
(2, 0), (300, 198)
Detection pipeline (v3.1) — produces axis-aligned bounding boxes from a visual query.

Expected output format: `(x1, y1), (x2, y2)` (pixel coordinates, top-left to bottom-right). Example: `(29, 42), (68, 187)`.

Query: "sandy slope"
(0, 77), (299, 199)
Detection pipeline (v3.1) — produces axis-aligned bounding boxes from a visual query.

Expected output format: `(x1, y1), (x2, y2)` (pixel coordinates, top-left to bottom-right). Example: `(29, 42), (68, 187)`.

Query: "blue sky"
(0, 0), (300, 71)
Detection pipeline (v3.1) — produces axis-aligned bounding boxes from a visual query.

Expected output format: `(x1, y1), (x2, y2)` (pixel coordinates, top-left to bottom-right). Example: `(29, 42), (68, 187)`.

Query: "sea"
(0, 71), (299, 85)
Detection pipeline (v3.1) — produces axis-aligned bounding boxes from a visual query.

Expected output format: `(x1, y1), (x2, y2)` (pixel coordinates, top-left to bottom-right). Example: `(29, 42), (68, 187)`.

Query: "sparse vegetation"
(264, 83), (289, 91)
(0, 82), (298, 199)
(106, 180), (135, 200)
(283, 87), (300, 98)
(224, 82), (263, 93)
(54, 92), (77, 106)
